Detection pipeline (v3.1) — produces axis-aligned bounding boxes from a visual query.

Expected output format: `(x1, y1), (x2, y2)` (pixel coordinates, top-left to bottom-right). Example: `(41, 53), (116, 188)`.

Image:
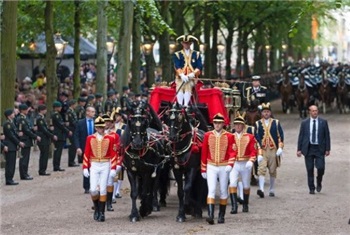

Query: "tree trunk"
(203, 2), (212, 79)
(1, 0), (17, 119)
(158, 1), (172, 83)
(235, 26), (243, 78)
(253, 25), (265, 74)
(72, 0), (81, 99)
(131, 7), (141, 93)
(116, 0), (134, 95)
(225, 26), (234, 79)
(95, 1), (108, 96)
(0, 0), (18, 168)
(211, 11), (219, 79)
(242, 30), (251, 77)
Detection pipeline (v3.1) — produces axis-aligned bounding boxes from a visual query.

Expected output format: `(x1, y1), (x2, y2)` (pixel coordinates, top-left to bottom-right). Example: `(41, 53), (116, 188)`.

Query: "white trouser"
(207, 164), (229, 200)
(90, 162), (110, 196)
(107, 169), (114, 186)
(229, 161), (252, 189)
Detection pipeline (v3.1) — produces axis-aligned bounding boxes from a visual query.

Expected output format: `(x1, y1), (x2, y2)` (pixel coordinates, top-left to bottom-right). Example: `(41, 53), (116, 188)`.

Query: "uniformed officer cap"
(95, 93), (103, 98)
(261, 102), (271, 111)
(87, 94), (95, 101)
(101, 114), (112, 122)
(94, 116), (105, 127)
(252, 75), (261, 81)
(122, 86), (130, 92)
(19, 104), (29, 111)
(135, 93), (141, 97)
(68, 99), (77, 106)
(37, 105), (47, 112)
(53, 101), (62, 108)
(107, 90), (116, 97)
(4, 109), (14, 117)
(213, 113), (225, 123)
(78, 97), (87, 103)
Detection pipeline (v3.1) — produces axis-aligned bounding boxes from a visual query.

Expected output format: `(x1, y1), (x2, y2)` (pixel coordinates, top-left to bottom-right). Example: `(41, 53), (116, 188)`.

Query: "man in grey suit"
(297, 105), (330, 194)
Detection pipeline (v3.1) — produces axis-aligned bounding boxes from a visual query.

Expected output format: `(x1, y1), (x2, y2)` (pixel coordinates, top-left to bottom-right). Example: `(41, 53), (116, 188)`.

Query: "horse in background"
(337, 72), (349, 114)
(295, 73), (309, 118)
(164, 103), (208, 222)
(279, 68), (294, 114)
(121, 102), (167, 222)
(244, 99), (261, 126)
(318, 66), (333, 114)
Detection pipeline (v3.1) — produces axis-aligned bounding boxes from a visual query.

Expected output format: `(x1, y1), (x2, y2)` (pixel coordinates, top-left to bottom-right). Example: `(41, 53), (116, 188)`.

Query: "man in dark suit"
(297, 105), (331, 194)
(74, 106), (96, 193)
(2, 109), (25, 185)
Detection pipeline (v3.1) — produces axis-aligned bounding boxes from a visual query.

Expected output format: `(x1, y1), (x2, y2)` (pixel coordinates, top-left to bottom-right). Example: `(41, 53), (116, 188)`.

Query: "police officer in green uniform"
(36, 105), (57, 175)
(16, 104), (41, 180)
(3, 109), (25, 185)
(75, 97), (87, 120)
(66, 99), (79, 167)
(51, 101), (72, 171)
(94, 93), (104, 117)
(104, 90), (118, 116)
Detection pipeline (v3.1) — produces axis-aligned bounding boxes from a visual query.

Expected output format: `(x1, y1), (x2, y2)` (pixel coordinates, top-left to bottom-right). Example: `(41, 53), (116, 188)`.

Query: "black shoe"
(6, 181), (19, 186)
(269, 192), (275, 197)
(309, 190), (315, 195)
(53, 168), (65, 172)
(115, 193), (122, 198)
(39, 172), (51, 176)
(84, 189), (90, 194)
(257, 189), (265, 198)
(21, 176), (33, 180)
(316, 184), (322, 193)
(68, 163), (79, 167)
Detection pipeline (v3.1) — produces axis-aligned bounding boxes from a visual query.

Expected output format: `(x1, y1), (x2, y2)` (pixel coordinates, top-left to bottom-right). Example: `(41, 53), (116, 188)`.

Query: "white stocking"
(176, 91), (184, 106)
(238, 181), (244, 199)
(269, 177), (275, 193)
(259, 175), (265, 192)
(183, 92), (192, 107)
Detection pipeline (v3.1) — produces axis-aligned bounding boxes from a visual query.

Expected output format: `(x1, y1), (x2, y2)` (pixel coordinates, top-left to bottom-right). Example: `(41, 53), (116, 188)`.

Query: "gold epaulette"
(245, 87), (252, 90)
(261, 86), (267, 89)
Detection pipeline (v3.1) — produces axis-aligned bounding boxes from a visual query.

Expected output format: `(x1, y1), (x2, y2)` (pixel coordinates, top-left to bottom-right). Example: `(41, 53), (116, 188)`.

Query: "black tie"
(312, 119), (316, 144)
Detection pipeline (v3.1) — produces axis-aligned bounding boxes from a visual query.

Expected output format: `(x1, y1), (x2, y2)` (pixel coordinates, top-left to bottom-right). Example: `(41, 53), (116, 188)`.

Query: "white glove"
(245, 161), (253, 170)
(276, 148), (283, 157)
(180, 73), (189, 83)
(110, 169), (117, 178)
(257, 155), (264, 163)
(116, 165), (122, 174)
(225, 165), (233, 173)
(201, 172), (207, 179)
(188, 72), (195, 79)
(83, 169), (90, 178)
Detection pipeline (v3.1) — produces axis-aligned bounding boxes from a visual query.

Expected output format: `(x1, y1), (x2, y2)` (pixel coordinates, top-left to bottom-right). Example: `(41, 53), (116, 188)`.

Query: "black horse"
(121, 102), (167, 222)
(164, 103), (208, 222)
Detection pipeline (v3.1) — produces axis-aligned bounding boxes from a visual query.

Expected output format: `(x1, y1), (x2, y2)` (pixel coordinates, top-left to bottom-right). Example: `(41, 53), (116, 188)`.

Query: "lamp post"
(282, 43), (287, 67)
(106, 36), (115, 91)
(265, 45), (271, 72)
(29, 39), (36, 78)
(141, 36), (154, 88)
(54, 33), (67, 83)
(169, 36), (176, 54)
(217, 41), (225, 78)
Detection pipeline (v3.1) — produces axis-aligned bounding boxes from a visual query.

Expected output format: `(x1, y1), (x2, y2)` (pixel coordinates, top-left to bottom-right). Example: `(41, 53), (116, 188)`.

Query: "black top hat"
(4, 109), (14, 117)
(213, 113), (225, 123)
(176, 35), (199, 44)
(261, 102), (271, 111)
(19, 104), (29, 111)
(94, 116), (105, 127)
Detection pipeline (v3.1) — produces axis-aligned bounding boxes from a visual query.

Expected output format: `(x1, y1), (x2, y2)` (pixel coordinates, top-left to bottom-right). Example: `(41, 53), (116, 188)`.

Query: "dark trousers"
(19, 147), (31, 178)
(68, 137), (76, 165)
(5, 151), (17, 183)
(53, 141), (65, 170)
(304, 145), (325, 190)
(38, 144), (50, 174)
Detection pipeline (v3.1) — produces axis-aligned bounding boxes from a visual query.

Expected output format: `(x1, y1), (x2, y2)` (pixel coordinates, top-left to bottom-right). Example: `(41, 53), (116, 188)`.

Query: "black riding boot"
(106, 192), (114, 211)
(230, 193), (238, 214)
(206, 204), (215, 225)
(218, 205), (226, 224)
(98, 201), (106, 222)
(93, 199), (100, 221)
(242, 193), (250, 213)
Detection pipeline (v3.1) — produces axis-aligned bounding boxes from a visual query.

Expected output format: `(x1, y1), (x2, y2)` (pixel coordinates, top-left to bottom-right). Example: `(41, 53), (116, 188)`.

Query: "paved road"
(1, 100), (349, 234)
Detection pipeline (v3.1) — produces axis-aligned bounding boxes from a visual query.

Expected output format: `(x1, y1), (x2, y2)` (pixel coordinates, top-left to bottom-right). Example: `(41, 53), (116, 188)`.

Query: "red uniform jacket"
(83, 134), (117, 170)
(201, 130), (236, 172)
(232, 133), (257, 162)
(107, 128), (122, 166)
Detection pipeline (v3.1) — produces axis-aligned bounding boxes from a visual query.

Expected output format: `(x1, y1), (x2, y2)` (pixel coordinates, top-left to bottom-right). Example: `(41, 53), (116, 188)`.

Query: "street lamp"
(141, 36), (155, 88)
(282, 43), (287, 66)
(29, 39), (36, 78)
(54, 33), (67, 64)
(217, 41), (225, 78)
(106, 35), (115, 91)
(169, 36), (176, 54)
(265, 44), (271, 72)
